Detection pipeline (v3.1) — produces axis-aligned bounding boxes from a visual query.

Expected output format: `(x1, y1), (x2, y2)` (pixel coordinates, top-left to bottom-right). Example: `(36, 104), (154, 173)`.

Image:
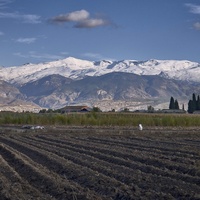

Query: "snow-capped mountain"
(1, 57), (200, 112)
(0, 57), (200, 85)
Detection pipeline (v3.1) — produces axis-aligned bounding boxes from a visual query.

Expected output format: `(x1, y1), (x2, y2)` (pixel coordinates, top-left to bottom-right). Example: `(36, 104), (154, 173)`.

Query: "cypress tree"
(192, 93), (196, 102)
(192, 93), (197, 111)
(188, 99), (196, 113)
(174, 99), (179, 109)
(169, 96), (175, 109)
(197, 95), (200, 110)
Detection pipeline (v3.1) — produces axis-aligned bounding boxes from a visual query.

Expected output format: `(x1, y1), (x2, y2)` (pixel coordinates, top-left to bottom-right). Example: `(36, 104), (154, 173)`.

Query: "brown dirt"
(0, 126), (200, 199)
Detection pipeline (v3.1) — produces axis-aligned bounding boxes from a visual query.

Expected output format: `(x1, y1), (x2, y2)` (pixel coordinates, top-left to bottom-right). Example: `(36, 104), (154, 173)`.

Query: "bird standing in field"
(138, 124), (143, 131)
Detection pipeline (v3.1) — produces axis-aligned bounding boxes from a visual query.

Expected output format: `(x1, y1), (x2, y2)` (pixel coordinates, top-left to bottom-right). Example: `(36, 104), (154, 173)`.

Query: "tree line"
(169, 97), (180, 110)
(169, 93), (200, 113)
(188, 93), (200, 113)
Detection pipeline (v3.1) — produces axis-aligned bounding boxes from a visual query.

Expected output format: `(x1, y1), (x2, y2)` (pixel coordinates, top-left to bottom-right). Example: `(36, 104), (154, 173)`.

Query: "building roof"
(61, 105), (91, 112)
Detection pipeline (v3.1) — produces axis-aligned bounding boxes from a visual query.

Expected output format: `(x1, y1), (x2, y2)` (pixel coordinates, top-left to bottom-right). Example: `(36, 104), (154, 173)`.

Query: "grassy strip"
(0, 112), (200, 127)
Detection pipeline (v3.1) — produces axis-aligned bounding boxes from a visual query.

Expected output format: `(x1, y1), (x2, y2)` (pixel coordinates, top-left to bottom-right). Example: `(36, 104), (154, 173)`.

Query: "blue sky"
(0, 0), (200, 66)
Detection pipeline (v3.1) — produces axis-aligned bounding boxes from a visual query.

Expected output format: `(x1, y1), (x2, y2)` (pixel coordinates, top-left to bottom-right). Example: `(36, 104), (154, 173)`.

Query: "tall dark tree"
(188, 100), (196, 113)
(169, 96), (175, 109)
(192, 93), (196, 103)
(192, 93), (197, 111)
(197, 95), (200, 110)
(174, 99), (179, 109)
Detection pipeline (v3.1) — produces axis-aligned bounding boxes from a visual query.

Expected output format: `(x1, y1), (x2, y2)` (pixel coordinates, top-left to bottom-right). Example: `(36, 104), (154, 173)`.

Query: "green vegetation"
(1, 111), (200, 127)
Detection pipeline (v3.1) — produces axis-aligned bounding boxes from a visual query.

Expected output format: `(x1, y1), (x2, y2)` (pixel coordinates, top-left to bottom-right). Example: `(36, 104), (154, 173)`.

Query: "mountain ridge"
(1, 57), (200, 111)
(0, 57), (200, 85)
(19, 72), (200, 110)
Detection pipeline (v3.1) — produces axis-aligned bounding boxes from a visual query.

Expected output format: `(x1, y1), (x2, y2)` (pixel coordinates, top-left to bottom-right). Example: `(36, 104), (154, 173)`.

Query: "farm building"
(160, 109), (186, 114)
(61, 105), (92, 113)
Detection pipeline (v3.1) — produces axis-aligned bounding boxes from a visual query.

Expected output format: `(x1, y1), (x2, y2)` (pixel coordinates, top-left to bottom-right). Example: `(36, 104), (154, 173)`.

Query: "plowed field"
(0, 126), (200, 200)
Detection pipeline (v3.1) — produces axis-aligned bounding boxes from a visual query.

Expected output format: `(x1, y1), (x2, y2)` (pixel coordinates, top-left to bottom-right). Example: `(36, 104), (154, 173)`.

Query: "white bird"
(138, 124), (143, 131)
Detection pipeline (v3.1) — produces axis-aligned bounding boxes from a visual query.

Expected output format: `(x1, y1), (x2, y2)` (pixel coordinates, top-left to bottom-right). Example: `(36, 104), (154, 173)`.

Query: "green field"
(1, 112), (200, 127)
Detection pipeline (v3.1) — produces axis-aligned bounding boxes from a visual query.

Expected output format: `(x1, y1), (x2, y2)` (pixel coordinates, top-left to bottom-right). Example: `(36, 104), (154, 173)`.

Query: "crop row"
(0, 136), (134, 199)
(0, 128), (200, 199)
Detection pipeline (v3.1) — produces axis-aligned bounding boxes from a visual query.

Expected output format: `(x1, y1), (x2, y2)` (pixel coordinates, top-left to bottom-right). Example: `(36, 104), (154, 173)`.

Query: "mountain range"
(0, 57), (200, 112)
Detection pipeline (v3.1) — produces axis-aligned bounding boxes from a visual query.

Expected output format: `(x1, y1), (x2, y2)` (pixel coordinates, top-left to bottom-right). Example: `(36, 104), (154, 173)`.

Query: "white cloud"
(0, 0), (40, 24)
(51, 10), (89, 23)
(194, 22), (200, 30)
(185, 4), (200, 31)
(185, 3), (200, 14)
(0, 11), (41, 23)
(50, 9), (112, 28)
(22, 14), (41, 24)
(0, 11), (15, 18)
(75, 18), (109, 28)
(16, 37), (36, 44)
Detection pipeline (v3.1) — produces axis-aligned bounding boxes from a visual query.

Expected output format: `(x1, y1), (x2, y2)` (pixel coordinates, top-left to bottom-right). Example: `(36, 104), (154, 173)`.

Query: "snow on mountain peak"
(54, 57), (93, 68)
(0, 57), (200, 85)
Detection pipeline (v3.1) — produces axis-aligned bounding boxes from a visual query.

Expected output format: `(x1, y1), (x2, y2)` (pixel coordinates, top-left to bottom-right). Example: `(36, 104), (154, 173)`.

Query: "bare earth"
(0, 126), (200, 200)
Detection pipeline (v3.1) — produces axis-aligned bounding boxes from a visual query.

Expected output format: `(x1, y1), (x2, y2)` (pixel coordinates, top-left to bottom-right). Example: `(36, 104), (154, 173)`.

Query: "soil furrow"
(34, 134), (200, 178)
(0, 136), (136, 200)
(1, 127), (200, 200)
(0, 154), (53, 200)
(12, 135), (184, 198)
(12, 134), (200, 197)
(0, 142), (96, 200)
(71, 136), (198, 165)
(81, 136), (200, 159)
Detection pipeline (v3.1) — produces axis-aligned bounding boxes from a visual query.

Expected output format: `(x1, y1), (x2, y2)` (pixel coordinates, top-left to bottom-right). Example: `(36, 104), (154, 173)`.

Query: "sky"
(0, 0), (200, 67)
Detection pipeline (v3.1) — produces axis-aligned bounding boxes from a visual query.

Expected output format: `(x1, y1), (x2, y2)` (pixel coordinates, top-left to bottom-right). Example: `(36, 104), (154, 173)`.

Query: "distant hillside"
(18, 72), (200, 110)
(0, 80), (41, 112)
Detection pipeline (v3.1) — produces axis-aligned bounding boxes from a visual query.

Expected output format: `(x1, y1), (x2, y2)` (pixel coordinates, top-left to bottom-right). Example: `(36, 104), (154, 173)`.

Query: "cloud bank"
(50, 9), (111, 28)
